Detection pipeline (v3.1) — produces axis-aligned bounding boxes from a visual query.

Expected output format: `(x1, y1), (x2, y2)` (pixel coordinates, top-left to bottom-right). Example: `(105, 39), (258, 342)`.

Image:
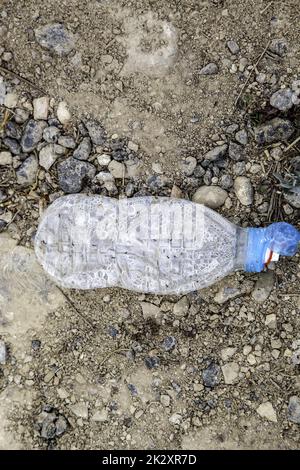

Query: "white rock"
(92, 409), (108, 422)
(256, 402), (277, 422)
(234, 177), (253, 206)
(97, 154), (111, 166)
(169, 413), (182, 425)
(128, 141), (139, 152)
(173, 296), (189, 317)
(108, 160), (125, 179)
(4, 92), (18, 109)
(69, 403), (89, 419)
(192, 186), (228, 209)
(221, 362), (239, 384)
(39, 144), (66, 170)
(265, 313), (277, 329)
(140, 302), (162, 324)
(220, 347), (237, 361)
(0, 151), (12, 166)
(33, 96), (49, 120)
(57, 101), (71, 124)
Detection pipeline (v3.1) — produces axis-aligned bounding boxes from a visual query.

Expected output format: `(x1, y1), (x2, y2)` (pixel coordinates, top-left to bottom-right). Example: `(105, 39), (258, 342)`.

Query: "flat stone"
(4, 92), (18, 109)
(193, 186), (228, 209)
(265, 313), (277, 329)
(140, 302), (162, 324)
(254, 118), (294, 145)
(287, 396), (300, 424)
(35, 23), (75, 56)
(199, 63), (219, 75)
(73, 137), (92, 160)
(221, 362), (239, 384)
(234, 176), (253, 205)
(21, 120), (47, 152)
(33, 96), (49, 120)
(173, 296), (189, 317)
(39, 144), (66, 170)
(0, 151), (12, 166)
(69, 403), (88, 419)
(284, 191), (300, 209)
(256, 402), (277, 423)
(16, 155), (39, 187)
(108, 160), (125, 179)
(220, 347), (237, 361)
(58, 157), (96, 193)
(251, 272), (274, 303)
(92, 409), (108, 422)
(58, 136), (76, 149)
(204, 144), (228, 161)
(214, 286), (242, 304)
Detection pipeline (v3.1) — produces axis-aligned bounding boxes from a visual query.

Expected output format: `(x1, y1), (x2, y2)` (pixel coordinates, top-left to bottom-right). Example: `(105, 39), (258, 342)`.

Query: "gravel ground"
(0, 0), (300, 450)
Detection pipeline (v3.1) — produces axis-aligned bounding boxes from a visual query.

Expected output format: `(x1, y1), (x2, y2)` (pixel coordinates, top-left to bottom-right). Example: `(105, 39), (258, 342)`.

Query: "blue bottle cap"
(245, 222), (300, 273)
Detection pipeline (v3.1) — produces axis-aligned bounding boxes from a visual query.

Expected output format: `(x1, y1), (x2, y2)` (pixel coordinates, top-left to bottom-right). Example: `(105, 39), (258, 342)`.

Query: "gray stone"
(0, 77), (6, 105)
(287, 396), (300, 424)
(85, 120), (106, 145)
(35, 23), (75, 56)
(181, 156), (197, 176)
(73, 137), (92, 160)
(39, 144), (66, 170)
(3, 137), (21, 155)
(229, 141), (245, 161)
(204, 144), (228, 161)
(234, 176), (253, 205)
(69, 403), (88, 419)
(202, 362), (221, 388)
(43, 126), (60, 143)
(254, 118), (294, 145)
(227, 40), (240, 55)
(199, 63), (219, 75)
(193, 186), (228, 209)
(58, 136), (76, 149)
(0, 340), (7, 364)
(270, 88), (294, 111)
(58, 158), (96, 193)
(251, 272), (274, 303)
(233, 161), (246, 176)
(269, 38), (288, 57)
(16, 155), (38, 187)
(55, 415), (68, 436)
(284, 191), (300, 209)
(235, 129), (248, 145)
(162, 336), (176, 352)
(21, 119), (47, 152)
(220, 174), (233, 189)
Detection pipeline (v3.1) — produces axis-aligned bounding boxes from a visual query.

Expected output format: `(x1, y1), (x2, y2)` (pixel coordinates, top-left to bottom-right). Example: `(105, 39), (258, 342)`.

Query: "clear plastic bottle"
(34, 194), (300, 294)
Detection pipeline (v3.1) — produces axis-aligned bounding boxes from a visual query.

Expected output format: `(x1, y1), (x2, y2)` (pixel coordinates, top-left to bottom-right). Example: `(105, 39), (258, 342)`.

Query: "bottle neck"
(234, 227), (249, 270)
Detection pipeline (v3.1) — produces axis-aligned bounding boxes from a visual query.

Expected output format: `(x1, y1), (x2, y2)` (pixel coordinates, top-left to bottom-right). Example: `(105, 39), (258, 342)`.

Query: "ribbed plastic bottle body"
(35, 194), (242, 294)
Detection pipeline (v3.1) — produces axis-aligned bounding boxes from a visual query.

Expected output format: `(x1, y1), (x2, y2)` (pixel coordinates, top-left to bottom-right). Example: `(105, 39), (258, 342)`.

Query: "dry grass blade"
(0, 65), (47, 95)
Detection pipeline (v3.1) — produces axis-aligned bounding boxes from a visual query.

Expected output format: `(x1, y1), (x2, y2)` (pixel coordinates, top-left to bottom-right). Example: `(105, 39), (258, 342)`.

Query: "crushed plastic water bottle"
(34, 194), (300, 294)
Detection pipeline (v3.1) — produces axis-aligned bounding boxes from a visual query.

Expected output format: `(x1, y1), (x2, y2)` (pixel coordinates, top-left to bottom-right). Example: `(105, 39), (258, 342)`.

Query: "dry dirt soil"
(0, 0), (300, 450)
